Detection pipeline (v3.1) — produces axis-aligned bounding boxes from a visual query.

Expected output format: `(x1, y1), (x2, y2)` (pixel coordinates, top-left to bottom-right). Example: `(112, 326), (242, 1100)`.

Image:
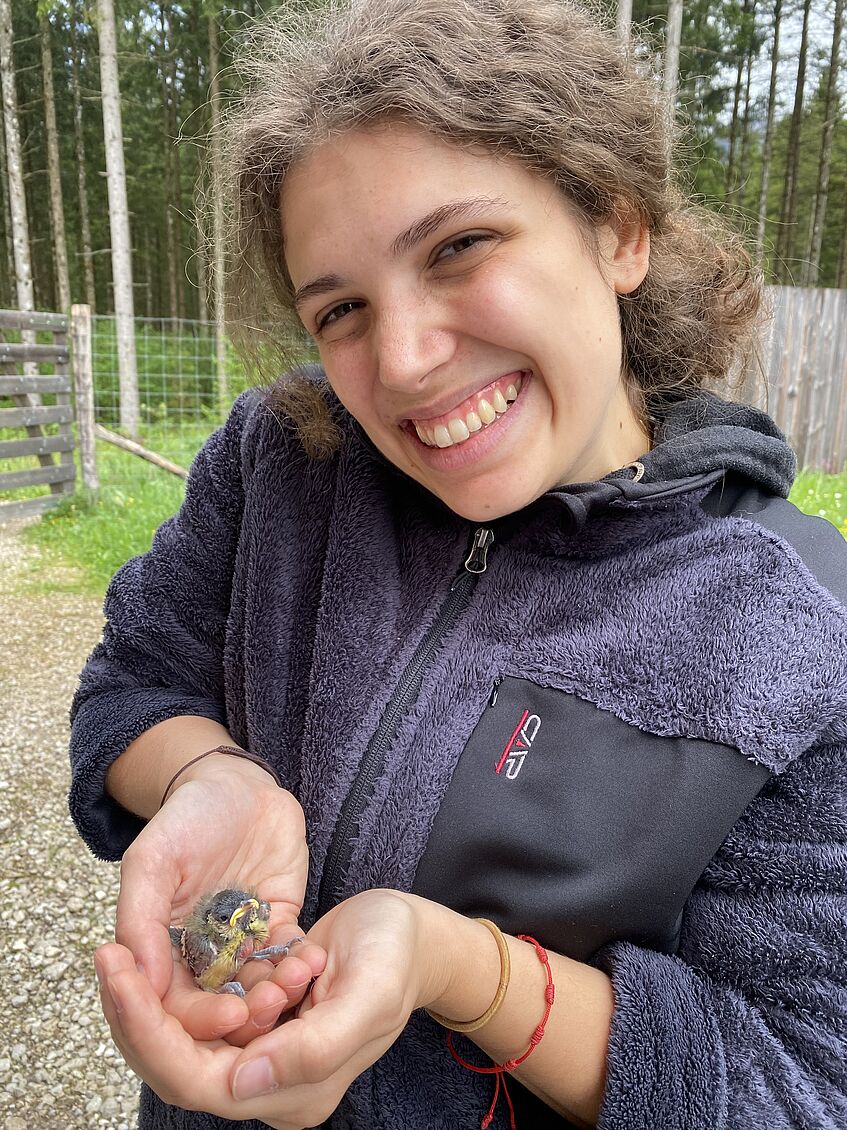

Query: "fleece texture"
(69, 387), (847, 1130)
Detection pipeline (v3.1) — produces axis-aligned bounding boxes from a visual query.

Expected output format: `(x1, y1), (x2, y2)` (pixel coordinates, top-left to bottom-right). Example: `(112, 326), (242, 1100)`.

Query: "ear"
(603, 204), (650, 295)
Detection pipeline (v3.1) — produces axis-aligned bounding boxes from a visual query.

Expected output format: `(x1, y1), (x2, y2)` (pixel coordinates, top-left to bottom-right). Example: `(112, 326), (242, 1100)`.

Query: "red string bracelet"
(446, 934), (555, 1130)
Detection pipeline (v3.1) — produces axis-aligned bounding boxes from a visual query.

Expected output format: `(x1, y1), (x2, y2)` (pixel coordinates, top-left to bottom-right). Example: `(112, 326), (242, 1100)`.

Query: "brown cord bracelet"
(159, 744), (282, 809)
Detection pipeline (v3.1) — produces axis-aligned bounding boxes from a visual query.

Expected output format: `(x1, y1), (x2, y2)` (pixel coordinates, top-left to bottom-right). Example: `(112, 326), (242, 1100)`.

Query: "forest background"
(1, 0), (845, 317)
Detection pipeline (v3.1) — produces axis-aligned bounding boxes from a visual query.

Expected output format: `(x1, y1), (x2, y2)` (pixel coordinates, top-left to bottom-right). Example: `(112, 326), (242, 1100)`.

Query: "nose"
(374, 295), (456, 392)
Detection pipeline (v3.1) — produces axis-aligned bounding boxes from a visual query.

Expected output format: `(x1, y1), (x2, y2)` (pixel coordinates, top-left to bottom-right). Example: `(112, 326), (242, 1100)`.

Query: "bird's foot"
(249, 937), (305, 963)
(217, 981), (247, 997)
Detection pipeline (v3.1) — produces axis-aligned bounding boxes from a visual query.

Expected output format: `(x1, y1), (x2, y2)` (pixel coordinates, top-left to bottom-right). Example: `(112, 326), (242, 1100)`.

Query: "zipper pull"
(489, 676), (503, 707)
(464, 527), (494, 574)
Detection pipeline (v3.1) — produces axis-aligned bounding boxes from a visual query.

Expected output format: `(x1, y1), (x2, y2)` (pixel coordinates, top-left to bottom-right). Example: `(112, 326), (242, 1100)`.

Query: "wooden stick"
(94, 423), (188, 478)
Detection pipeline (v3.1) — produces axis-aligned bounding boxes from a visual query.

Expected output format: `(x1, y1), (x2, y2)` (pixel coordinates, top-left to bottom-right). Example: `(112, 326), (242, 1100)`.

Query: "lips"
(406, 371), (526, 449)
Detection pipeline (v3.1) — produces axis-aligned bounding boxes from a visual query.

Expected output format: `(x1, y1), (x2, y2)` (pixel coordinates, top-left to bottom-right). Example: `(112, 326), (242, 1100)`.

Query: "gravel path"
(0, 519), (140, 1129)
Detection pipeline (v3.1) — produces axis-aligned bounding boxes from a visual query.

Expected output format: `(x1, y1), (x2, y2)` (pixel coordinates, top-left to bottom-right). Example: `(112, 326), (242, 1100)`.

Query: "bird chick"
(169, 888), (302, 996)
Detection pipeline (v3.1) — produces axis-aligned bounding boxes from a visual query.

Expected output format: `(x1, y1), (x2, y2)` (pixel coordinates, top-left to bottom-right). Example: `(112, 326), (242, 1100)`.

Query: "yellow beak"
(229, 898), (260, 928)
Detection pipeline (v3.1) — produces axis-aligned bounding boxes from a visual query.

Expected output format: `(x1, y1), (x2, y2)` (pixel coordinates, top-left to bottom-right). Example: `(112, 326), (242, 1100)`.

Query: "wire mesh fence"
(91, 316), (246, 479)
(88, 316), (313, 487)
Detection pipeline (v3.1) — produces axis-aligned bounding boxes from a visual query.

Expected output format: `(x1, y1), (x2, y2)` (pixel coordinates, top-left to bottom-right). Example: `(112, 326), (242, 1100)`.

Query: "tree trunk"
(70, 0), (96, 311)
(617, 0), (633, 42)
(159, 3), (179, 321)
(804, 0), (843, 286)
(143, 235), (153, 319)
(838, 202), (847, 289)
(208, 10), (227, 409)
(725, 0), (751, 198)
(0, 105), (16, 307)
(733, 12), (757, 211)
(96, 0), (139, 437)
(165, 2), (185, 321)
(40, 11), (71, 313)
(756, 0), (782, 263)
(776, 0), (812, 282)
(0, 0), (37, 376)
(195, 220), (209, 324)
(663, 0), (684, 140)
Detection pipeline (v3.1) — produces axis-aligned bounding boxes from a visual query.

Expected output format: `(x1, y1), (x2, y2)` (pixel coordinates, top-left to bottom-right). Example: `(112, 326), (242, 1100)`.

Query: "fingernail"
(233, 1056), (278, 1101)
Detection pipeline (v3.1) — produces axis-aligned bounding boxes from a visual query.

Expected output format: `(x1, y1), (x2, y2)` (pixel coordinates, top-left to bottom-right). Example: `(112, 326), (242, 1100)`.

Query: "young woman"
(72, 0), (847, 1127)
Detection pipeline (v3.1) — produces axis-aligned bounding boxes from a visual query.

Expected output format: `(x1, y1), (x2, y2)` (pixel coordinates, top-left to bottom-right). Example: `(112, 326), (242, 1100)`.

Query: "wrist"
(399, 895), (502, 1022)
(164, 747), (280, 806)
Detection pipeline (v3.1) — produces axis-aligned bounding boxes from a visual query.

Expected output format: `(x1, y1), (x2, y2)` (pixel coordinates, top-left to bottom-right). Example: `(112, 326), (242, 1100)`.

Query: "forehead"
(280, 124), (556, 272)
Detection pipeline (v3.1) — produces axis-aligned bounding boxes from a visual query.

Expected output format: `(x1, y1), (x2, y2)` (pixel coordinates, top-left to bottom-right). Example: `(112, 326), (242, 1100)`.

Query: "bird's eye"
(216, 910), (229, 923)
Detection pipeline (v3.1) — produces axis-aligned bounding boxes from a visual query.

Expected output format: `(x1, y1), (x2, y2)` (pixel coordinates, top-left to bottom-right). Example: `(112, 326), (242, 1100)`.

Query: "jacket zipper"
(316, 526), (494, 918)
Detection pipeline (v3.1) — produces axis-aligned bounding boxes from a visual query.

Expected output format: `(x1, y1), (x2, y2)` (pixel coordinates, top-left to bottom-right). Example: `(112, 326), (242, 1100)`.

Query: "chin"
(437, 486), (535, 524)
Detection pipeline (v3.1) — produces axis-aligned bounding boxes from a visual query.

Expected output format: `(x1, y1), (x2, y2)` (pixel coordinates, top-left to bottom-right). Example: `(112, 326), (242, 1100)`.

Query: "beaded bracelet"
(159, 744), (282, 808)
(426, 919), (511, 1033)
(446, 933), (555, 1130)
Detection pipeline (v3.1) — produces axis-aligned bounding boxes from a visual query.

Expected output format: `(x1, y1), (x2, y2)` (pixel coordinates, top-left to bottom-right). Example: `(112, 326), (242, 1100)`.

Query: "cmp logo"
(494, 709), (542, 779)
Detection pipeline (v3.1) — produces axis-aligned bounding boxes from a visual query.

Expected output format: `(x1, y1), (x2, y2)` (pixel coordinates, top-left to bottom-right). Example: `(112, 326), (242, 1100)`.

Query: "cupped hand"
(114, 757), (325, 1040)
(94, 889), (447, 1128)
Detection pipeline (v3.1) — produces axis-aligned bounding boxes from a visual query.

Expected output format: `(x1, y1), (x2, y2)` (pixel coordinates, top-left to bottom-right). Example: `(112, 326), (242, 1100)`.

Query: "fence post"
(71, 303), (99, 492)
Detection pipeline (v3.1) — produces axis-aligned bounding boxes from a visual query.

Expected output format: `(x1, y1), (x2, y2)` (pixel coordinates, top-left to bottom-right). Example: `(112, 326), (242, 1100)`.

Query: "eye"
(316, 300), (363, 332)
(434, 233), (493, 262)
(215, 910), (230, 923)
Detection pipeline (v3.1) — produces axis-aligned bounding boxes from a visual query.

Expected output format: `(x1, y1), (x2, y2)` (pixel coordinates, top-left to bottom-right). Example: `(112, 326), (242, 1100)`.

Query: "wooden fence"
(736, 286), (847, 472)
(0, 309), (75, 521)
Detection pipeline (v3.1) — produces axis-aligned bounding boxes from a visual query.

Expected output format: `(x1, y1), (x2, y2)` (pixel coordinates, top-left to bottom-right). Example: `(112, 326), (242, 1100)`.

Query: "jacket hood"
(535, 392), (797, 533)
(638, 393), (796, 497)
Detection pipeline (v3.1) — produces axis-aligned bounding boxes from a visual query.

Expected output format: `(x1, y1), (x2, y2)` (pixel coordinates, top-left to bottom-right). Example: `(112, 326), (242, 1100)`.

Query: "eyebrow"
(292, 195), (509, 311)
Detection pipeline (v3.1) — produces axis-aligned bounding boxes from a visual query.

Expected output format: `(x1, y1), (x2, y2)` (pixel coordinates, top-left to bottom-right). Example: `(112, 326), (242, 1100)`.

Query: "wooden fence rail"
(0, 309), (76, 521)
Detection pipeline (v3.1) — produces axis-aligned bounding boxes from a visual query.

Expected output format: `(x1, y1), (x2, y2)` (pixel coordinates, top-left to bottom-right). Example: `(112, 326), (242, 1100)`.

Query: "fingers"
(217, 979), (290, 1048)
(93, 943), (330, 1127)
(230, 966), (401, 1101)
(222, 937), (327, 1047)
(266, 938), (327, 1007)
(93, 943), (239, 1114)
(161, 960), (251, 1040)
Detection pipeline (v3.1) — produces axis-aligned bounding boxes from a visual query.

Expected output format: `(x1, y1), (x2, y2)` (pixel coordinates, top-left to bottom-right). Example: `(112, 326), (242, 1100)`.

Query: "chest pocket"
(412, 676), (770, 960)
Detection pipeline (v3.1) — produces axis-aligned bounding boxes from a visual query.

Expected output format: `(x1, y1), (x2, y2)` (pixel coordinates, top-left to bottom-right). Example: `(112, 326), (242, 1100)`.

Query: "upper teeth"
(413, 376), (522, 448)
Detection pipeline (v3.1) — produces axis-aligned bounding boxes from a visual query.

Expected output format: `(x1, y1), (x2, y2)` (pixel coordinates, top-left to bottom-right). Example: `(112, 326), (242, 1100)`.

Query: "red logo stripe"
(495, 709), (529, 774)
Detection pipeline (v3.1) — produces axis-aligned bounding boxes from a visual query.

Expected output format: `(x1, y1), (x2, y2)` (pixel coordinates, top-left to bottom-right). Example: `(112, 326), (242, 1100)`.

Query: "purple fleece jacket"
(69, 386), (847, 1130)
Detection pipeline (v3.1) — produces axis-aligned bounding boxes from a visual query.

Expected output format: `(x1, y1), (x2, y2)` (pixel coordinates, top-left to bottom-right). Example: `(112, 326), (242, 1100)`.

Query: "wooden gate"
(0, 309), (76, 520)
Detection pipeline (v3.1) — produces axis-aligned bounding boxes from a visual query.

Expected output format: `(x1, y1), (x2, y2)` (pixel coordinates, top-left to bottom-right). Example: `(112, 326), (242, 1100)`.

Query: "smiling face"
(282, 123), (651, 521)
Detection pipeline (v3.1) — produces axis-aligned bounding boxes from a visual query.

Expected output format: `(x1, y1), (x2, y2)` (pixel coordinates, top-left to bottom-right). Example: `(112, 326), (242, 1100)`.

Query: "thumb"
(115, 840), (181, 998)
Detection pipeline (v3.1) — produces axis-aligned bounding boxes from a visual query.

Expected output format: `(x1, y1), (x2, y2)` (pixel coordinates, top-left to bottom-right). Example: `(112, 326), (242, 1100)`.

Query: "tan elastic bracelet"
(426, 918), (511, 1033)
(159, 744), (282, 809)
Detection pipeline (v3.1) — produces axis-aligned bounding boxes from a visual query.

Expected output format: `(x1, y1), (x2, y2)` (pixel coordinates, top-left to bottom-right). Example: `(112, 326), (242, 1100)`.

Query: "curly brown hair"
(218, 0), (761, 455)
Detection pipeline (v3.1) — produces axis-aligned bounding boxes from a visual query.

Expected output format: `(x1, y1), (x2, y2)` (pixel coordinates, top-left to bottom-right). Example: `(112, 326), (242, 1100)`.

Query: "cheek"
(455, 270), (538, 346)
(320, 352), (371, 418)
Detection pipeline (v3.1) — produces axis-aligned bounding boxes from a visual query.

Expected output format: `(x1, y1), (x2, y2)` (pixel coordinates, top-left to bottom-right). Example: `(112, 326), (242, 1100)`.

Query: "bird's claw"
(249, 936), (305, 963)
(218, 981), (247, 997)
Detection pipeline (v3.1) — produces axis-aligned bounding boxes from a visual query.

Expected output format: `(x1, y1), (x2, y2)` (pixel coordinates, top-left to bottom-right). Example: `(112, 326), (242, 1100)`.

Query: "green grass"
(789, 470), (847, 539)
(10, 458), (847, 601)
(13, 424), (209, 596)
